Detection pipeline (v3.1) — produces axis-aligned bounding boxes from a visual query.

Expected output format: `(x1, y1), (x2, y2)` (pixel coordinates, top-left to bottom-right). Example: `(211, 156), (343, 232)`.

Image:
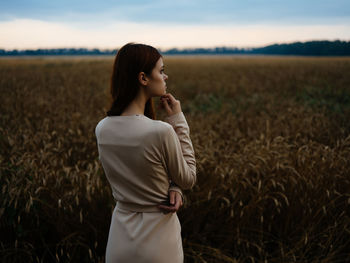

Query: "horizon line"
(1, 39), (350, 52)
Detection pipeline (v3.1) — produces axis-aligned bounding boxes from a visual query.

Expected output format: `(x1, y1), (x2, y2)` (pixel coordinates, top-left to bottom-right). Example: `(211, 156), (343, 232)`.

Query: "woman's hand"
(159, 93), (182, 117)
(158, 190), (183, 214)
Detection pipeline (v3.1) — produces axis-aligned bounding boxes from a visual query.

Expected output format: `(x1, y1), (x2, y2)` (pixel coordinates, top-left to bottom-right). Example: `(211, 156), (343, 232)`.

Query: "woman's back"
(95, 112), (196, 262)
(96, 114), (175, 206)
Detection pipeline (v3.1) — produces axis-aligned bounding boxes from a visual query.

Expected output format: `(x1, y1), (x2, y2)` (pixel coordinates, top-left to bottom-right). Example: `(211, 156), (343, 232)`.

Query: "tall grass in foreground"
(1, 56), (350, 262)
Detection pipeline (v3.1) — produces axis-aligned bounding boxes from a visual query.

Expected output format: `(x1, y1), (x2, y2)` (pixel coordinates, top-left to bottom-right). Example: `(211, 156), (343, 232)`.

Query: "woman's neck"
(121, 90), (149, 116)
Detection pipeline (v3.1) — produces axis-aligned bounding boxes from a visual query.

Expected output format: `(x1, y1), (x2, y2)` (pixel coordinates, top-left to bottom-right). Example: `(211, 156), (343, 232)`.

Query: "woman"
(95, 42), (196, 262)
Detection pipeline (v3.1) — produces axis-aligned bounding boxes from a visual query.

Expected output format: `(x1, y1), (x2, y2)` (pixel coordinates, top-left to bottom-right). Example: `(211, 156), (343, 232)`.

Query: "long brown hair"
(107, 42), (162, 119)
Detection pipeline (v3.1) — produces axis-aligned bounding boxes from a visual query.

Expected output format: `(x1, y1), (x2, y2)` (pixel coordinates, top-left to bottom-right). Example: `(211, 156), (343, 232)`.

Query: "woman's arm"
(161, 112), (196, 190)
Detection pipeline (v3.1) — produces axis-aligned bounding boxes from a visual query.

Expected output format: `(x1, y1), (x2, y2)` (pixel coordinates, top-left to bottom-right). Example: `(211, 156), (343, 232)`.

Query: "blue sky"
(0, 0), (349, 49)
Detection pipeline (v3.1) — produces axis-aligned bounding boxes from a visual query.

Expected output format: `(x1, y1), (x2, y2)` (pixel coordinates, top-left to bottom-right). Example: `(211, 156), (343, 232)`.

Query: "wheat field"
(1, 55), (350, 262)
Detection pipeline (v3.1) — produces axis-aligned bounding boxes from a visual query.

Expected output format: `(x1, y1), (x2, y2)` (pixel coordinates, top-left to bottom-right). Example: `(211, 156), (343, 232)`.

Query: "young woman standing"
(95, 42), (196, 262)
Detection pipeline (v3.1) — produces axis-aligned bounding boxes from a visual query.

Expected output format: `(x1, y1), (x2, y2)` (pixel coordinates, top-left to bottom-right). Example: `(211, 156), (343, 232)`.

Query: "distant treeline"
(1, 40), (350, 56)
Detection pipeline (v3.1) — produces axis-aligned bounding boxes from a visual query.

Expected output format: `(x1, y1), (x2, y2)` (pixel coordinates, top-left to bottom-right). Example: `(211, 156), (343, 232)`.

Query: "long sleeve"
(161, 112), (196, 190)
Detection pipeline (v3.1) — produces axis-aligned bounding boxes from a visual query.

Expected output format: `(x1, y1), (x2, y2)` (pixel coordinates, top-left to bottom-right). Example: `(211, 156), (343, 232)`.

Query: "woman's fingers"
(158, 204), (175, 213)
(173, 194), (181, 210)
(158, 204), (177, 214)
(160, 93), (181, 116)
(161, 93), (179, 105)
(178, 193), (183, 206)
(158, 191), (183, 213)
(162, 93), (175, 101)
(169, 191), (175, 205)
(161, 97), (171, 113)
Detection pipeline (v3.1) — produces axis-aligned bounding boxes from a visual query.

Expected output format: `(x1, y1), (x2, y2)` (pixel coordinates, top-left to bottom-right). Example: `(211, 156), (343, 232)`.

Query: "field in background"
(1, 56), (350, 262)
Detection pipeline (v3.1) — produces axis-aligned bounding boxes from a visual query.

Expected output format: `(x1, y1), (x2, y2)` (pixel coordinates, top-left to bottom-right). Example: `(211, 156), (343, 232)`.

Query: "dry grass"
(1, 55), (350, 262)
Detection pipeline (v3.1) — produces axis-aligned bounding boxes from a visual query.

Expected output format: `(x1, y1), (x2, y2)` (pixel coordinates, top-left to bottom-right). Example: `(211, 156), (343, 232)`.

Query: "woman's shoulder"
(95, 117), (109, 138)
(94, 116), (173, 140)
(153, 112), (189, 138)
(152, 119), (173, 136)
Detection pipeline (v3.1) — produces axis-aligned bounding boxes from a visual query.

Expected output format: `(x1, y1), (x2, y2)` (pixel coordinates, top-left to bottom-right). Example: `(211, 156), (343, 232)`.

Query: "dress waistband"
(116, 201), (163, 213)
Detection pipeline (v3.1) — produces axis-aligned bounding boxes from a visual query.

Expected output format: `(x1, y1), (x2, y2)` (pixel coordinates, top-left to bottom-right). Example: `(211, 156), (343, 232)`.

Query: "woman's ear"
(138, 72), (148, 86)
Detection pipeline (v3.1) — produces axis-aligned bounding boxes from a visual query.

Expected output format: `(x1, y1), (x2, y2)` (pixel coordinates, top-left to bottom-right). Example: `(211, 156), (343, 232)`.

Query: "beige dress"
(95, 111), (196, 263)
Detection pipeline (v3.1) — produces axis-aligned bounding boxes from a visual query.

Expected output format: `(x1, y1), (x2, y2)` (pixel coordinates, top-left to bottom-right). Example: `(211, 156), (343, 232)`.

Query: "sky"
(0, 0), (349, 50)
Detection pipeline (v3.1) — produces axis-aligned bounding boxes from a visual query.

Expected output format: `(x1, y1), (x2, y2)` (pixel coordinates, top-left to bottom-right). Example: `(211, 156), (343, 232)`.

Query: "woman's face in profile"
(146, 57), (168, 97)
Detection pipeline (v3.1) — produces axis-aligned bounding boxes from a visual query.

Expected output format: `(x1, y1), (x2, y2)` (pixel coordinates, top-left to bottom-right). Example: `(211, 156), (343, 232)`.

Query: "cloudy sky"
(0, 0), (349, 50)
